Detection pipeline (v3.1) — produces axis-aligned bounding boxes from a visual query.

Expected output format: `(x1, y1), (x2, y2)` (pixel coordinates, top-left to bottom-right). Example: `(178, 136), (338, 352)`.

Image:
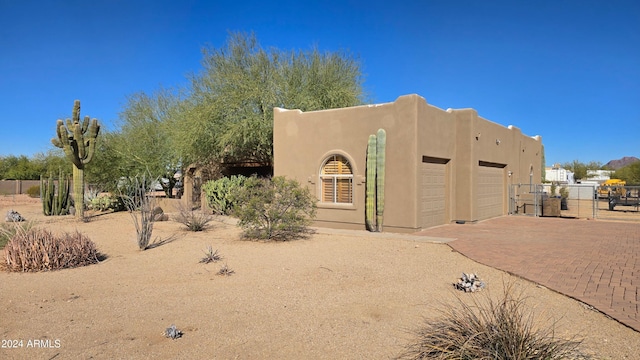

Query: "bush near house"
(232, 176), (316, 240)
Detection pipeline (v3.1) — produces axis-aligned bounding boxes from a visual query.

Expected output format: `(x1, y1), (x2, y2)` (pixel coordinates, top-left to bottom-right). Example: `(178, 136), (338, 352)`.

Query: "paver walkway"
(415, 216), (640, 332)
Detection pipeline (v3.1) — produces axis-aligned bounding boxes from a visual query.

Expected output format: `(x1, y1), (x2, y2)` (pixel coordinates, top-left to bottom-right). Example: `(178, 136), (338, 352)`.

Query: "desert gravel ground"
(1, 195), (639, 359)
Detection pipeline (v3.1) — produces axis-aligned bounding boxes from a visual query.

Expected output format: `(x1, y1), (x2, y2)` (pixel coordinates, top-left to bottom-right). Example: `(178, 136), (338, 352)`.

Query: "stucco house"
(273, 94), (543, 233)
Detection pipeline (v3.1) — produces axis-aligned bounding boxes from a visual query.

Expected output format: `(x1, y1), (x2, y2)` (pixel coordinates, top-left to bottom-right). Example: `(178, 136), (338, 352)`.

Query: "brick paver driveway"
(415, 216), (640, 332)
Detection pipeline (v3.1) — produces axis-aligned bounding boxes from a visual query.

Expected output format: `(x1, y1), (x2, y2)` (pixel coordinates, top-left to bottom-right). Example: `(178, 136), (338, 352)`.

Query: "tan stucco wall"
(274, 94), (542, 232)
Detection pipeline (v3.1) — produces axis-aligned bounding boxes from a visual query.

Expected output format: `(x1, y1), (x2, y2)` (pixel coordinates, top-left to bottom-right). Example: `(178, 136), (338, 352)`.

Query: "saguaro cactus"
(365, 134), (377, 231)
(375, 128), (386, 232)
(51, 100), (100, 219)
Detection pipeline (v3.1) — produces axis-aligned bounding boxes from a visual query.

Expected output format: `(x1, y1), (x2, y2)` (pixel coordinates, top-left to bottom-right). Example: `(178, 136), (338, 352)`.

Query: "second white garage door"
(477, 164), (505, 220)
(420, 159), (448, 228)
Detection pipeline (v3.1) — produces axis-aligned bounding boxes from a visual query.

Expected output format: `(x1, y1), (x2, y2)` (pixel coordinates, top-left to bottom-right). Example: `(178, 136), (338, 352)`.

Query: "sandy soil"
(1, 195), (639, 359)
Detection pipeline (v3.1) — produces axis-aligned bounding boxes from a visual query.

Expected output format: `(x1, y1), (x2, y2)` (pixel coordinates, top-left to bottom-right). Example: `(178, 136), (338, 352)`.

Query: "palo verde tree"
(52, 100), (100, 219)
(176, 31), (366, 168)
(116, 88), (183, 197)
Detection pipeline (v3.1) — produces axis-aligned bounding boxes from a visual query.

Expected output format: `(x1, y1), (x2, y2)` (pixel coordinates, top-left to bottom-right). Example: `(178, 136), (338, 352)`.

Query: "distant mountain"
(605, 156), (640, 170)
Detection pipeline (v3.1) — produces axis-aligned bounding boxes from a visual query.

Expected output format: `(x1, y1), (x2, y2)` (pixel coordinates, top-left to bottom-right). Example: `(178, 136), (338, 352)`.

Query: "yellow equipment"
(598, 179), (626, 198)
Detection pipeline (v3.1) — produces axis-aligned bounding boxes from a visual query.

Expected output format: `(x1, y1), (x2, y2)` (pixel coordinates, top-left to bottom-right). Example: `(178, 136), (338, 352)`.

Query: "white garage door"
(477, 164), (505, 220)
(420, 159), (448, 228)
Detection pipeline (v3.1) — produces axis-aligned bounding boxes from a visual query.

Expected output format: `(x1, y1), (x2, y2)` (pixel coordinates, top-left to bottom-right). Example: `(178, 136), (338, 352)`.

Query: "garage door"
(420, 158), (448, 228)
(477, 163), (505, 220)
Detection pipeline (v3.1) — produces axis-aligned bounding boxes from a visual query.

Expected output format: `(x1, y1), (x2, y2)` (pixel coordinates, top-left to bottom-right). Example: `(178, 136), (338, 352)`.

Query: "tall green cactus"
(375, 129), (386, 232)
(365, 135), (377, 231)
(40, 171), (71, 216)
(51, 100), (100, 219)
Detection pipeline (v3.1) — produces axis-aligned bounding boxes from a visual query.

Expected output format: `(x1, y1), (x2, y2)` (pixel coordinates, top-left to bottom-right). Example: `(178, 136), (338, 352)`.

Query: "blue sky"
(1, 0), (638, 166)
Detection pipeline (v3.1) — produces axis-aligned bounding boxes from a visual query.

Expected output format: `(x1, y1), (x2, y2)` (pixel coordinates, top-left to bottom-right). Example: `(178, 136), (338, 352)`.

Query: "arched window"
(320, 155), (353, 204)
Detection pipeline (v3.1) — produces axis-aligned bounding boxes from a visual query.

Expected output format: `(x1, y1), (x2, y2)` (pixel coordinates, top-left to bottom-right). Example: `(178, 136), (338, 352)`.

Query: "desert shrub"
(199, 245), (222, 264)
(395, 283), (583, 360)
(0, 221), (35, 250)
(232, 176), (316, 240)
(88, 194), (125, 212)
(202, 175), (247, 215)
(26, 185), (40, 198)
(216, 263), (234, 276)
(120, 175), (157, 250)
(4, 227), (100, 272)
(174, 202), (212, 231)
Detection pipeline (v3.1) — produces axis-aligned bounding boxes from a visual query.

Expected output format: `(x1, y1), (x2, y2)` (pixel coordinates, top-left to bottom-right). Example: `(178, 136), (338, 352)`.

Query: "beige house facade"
(273, 94), (543, 233)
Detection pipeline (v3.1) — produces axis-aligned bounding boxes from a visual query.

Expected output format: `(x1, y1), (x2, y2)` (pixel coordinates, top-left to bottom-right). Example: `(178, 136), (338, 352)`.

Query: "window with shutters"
(320, 155), (353, 204)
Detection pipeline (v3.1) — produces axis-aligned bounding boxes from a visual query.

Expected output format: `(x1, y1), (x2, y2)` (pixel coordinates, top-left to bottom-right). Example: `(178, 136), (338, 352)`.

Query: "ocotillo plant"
(365, 134), (377, 231)
(375, 128), (386, 232)
(51, 100), (100, 219)
(40, 171), (71, 216)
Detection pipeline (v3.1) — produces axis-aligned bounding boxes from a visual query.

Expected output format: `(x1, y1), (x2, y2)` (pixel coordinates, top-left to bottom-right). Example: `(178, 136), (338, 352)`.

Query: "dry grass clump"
(396, 283), (584, 360)
(174, 203), (212, 232)
(0, 221), (35, 249)
(4, 226), (101, 272)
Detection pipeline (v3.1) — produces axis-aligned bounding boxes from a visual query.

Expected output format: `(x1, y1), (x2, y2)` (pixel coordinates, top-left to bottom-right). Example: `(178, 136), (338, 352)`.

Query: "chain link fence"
(509, 183), (640, 221)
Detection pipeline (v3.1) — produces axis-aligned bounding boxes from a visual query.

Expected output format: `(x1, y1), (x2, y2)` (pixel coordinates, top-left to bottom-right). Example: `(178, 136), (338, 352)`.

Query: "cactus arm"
(72, 100), (80, 122)
(376, 129), (386, 232)
(73, 121), (85, 160)
(53, 120), (71, 148)
(89, 118), (100, 138)
(81, 119), (100, 165)
(365, 134), (377, 231)
(82, 115), (90, 133)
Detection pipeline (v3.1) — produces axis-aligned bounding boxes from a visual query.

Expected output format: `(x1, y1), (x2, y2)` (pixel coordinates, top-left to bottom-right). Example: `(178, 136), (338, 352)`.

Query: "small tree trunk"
(73, 165), (84, 219)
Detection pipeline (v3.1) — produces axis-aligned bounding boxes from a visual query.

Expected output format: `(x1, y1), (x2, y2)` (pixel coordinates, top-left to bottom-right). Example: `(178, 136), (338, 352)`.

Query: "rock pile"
(5, 210), (25, 222)
(454, 272), (486, 293)
(164, 324), (182, 339)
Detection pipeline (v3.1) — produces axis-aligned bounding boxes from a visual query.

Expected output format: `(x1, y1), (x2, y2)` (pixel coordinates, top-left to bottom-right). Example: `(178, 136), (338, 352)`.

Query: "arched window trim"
(319, 154), (354, 204)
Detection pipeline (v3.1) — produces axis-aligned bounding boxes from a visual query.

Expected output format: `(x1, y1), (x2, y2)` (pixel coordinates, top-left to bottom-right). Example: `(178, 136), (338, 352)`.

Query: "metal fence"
(509, 183), (640, 221)
(509, 183), (544, 216)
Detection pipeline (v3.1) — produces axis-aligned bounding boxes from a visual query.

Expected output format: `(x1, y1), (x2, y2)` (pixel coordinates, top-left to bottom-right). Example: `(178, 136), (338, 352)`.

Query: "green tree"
(612, 161), (640, 185)
(0, 155), (44, 180)
(177, 31), (366, 167)
(115, 87), (184, 197)
(83, 130), (127, 192)
(34, 150), (71, 176)
(562, 160), (603, 181)
(0, 152), (70, 180)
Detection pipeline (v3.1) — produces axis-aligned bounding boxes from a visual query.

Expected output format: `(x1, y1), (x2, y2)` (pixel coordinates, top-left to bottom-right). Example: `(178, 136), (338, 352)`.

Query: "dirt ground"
(1, 195), (639, 359)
